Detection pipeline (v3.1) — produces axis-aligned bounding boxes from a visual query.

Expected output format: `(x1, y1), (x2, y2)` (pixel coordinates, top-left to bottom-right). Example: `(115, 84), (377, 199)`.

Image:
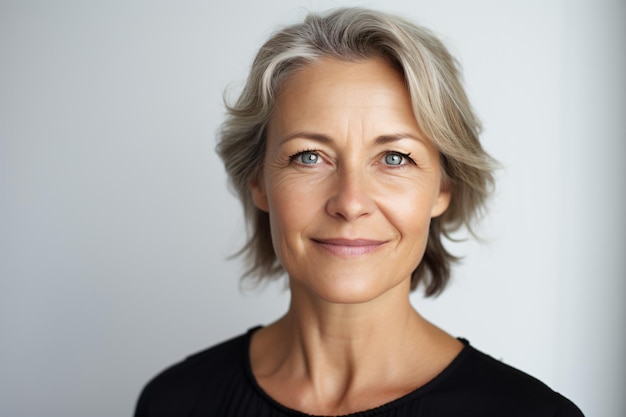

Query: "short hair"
(216, 7), (496, 297)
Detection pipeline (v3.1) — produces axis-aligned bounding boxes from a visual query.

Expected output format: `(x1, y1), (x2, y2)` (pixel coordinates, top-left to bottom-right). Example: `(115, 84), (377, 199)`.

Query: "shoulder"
(134, 329), (254, 417)
(424, 341), (584, 416)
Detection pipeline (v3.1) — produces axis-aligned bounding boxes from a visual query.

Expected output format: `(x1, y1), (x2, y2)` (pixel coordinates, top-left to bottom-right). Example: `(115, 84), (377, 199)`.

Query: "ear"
(430, 184), (451, 218)
(250, 175), (269, 213)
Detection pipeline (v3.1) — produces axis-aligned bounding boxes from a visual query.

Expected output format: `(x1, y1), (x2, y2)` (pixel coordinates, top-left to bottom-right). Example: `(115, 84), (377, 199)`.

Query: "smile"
(311, 238), (387, 257)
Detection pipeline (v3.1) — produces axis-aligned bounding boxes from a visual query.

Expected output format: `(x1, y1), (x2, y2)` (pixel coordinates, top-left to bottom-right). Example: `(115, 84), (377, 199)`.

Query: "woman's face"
(251, 56), (450, 304)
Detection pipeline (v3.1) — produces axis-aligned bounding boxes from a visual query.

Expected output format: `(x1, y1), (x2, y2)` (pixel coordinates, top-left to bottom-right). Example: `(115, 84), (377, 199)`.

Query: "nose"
(326, 166), (376, 221)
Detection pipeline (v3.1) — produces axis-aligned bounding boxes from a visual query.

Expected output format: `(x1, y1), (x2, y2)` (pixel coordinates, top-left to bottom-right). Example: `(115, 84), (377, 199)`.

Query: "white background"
(1, 0), (624, 416)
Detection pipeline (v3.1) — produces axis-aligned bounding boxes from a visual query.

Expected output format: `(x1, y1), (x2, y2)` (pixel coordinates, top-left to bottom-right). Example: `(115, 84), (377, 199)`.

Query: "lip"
(311, 238), (387, 257)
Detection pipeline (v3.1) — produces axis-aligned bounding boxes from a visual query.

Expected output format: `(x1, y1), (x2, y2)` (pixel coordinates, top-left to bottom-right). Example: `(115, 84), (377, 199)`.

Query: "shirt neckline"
(241, 326), (473, 417)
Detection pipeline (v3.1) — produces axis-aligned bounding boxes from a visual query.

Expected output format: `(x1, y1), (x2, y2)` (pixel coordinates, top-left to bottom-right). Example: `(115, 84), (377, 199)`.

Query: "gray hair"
(216, 7), (496, 296)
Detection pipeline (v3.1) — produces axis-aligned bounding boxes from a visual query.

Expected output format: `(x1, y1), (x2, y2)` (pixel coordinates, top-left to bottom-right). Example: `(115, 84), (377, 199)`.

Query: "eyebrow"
(374, 133), (426, 146)
(280, 132), (332, 145)
(280, 132), (426, 146)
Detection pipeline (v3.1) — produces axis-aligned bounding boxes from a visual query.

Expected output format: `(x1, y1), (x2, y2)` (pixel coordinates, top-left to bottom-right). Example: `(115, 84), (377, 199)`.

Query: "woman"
(135, 8), (583, 416)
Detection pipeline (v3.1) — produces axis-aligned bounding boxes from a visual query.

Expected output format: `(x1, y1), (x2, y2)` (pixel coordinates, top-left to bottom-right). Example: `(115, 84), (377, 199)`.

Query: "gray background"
(1, 0), (624, 416)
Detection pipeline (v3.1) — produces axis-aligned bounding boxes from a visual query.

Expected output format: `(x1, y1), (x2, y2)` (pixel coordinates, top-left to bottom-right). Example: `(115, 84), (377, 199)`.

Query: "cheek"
(265, 178), (325, 252)
(377, 183), (437, 249)
(383, 197), (431, 233)
(378, 177), (439, 217)
(266, 171), (329, 218)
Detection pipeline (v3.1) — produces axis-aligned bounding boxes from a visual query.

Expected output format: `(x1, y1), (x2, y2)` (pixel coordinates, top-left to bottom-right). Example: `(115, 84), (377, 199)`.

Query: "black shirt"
(134, 328), (584, 416)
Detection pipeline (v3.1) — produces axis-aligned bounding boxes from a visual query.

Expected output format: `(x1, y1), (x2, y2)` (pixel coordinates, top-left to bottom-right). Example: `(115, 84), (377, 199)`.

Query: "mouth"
(311, 238), (387, 257)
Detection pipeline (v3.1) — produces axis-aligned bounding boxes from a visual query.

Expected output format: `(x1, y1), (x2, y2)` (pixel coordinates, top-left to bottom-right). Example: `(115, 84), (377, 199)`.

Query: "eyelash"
(288, 149), (417, 166)
(384, 150), (416, 167)
(288, 149), (321, 164)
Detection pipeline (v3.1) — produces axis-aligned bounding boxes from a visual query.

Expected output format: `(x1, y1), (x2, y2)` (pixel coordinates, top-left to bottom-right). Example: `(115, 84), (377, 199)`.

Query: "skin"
(249, 56), (463, 416)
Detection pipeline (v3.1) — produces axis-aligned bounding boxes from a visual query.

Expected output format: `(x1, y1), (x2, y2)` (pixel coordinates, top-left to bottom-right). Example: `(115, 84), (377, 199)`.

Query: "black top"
(134, 328), (584, 417)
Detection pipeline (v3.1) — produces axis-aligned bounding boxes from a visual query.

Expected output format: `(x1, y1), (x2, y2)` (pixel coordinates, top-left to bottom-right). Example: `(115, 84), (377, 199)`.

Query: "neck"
(284, 278), (420, 349)
(250, 278), (463, 416)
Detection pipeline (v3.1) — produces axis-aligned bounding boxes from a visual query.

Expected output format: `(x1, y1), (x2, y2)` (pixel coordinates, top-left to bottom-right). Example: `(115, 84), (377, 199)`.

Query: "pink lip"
(312, 238), (386, 257)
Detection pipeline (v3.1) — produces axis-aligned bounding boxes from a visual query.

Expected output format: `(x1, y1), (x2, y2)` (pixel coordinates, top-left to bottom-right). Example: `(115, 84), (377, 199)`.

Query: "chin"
(291, 272), (409, 305)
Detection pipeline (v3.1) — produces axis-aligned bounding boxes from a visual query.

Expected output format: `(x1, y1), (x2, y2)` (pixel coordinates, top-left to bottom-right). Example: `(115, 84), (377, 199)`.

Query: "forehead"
(269, 56), (419, 137)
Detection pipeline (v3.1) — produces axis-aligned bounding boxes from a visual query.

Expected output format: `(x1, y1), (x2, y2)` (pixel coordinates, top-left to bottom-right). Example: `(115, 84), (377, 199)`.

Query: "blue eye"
(292, 150), (321, 165)
(384, 152), (405, 166)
